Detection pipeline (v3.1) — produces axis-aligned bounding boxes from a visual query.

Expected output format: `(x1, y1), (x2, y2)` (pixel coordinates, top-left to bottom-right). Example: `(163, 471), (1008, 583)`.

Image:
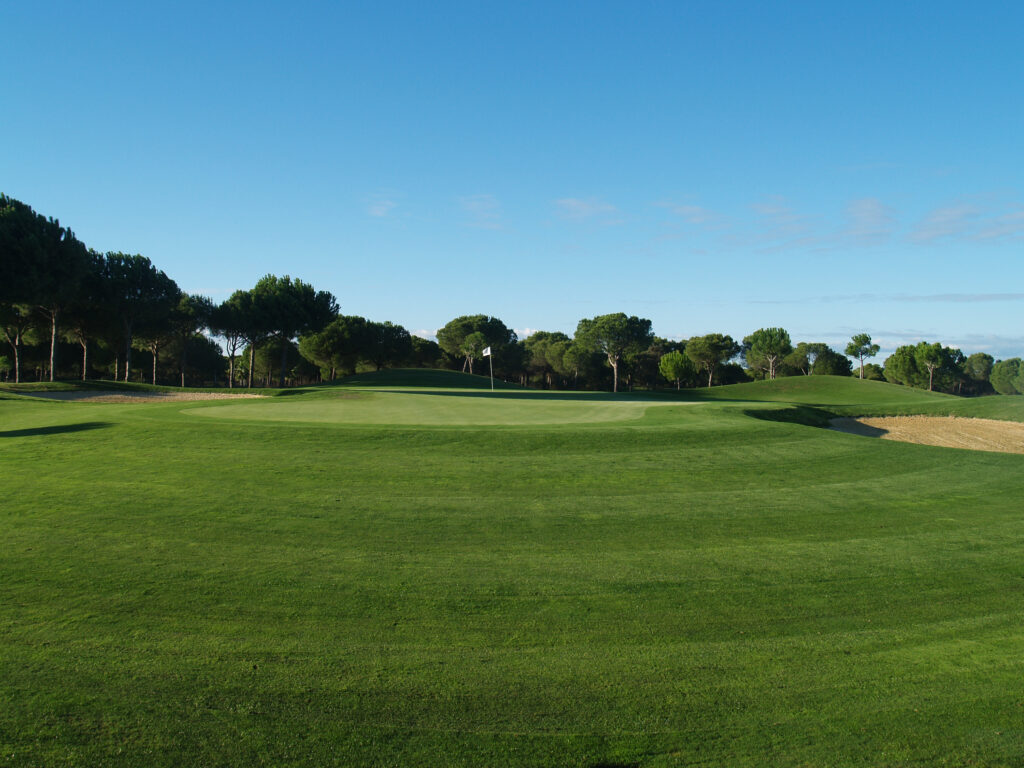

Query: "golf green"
(186, 388), (687, 425)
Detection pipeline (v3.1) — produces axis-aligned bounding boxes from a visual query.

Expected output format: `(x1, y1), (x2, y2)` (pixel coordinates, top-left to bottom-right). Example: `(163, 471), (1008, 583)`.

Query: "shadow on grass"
(743, 405), (837, 428)
(828, 417), (890, 438)
(0, 421), (112, 438)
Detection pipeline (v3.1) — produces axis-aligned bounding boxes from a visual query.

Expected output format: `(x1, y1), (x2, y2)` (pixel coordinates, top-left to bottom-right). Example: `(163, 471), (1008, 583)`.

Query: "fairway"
(4, 373), (1024, 767)
(186, 387), (685, 425)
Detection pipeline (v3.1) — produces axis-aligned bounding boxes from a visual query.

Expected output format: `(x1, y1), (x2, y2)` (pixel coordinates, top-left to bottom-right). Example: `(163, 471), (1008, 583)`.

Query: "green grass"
(3, 372), (1024, 766)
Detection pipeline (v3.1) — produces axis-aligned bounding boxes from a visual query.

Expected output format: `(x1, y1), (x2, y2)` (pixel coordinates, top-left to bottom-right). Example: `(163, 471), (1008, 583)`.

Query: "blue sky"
(3, 1), (1023, 359)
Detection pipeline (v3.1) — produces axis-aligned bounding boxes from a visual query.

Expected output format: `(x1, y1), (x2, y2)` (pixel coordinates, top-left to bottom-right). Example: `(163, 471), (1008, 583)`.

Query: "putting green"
(185, 388), (685, 425)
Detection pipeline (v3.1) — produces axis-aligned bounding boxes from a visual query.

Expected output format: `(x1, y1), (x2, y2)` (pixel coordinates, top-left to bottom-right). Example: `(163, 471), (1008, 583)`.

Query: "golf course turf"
(2, 371), (1024, 766)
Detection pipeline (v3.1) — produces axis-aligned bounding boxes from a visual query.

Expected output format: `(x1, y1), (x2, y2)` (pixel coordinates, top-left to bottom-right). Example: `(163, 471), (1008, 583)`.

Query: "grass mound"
(700, 374), (955, 406)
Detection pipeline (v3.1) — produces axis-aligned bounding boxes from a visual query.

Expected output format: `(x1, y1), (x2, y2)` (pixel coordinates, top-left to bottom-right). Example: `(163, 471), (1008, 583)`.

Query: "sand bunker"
(23, 390), (265, 404)
(830, 415), (1024, 454)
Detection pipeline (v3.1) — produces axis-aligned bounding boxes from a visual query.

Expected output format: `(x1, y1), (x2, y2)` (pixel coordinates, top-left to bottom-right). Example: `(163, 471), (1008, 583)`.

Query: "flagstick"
(489, 352), (494, 391)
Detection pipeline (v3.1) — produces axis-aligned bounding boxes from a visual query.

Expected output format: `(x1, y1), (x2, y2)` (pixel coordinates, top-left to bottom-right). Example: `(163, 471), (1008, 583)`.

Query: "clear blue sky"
(3, 1), (1023, 359)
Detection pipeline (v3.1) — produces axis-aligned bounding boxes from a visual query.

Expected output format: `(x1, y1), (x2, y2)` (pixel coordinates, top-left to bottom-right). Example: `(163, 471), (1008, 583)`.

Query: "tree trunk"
(707, 367), (714, 387)
(152, 347), (158, 385)
(859, 358), (865, 379)
(928, 367), (934, 391)
(279, 338), (288, 387)
(12, 342), (19, 384)
(80, 339), (88, 381)
(48, 309), (58, 382)
(228, 355), (235, 388)
(247, 344), (255, 388)
(610, 359), (618, 393)
(123, 320), (133, 382)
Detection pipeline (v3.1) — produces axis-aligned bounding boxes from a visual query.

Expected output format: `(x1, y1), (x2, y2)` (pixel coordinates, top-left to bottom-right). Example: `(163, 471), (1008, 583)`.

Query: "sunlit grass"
(2, 372), (1023, 766)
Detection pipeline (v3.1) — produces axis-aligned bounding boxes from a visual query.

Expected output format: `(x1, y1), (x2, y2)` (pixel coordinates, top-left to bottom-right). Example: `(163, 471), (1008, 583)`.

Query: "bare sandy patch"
(23, 391), (266, 404)
(830, 415), (1024, 454)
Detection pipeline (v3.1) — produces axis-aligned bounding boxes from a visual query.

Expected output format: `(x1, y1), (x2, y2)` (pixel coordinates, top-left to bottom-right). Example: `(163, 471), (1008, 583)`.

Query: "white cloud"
(911, 204), (979, 243)
(514, 327), (540, 339)
(666, 203), (719, 225)
(974, 206), (1024, 241)
(367, 199), (397, 217)
(751, 196), (812, 236)
(656, 201), (725, 228)
(459, 194), (503, 230)
(842, 197), (896, 245)
(555, 197), (619, 221)
(742, 196), (822, 252)
(411, 329), (437, 340)
(750, 292), (1024, 305)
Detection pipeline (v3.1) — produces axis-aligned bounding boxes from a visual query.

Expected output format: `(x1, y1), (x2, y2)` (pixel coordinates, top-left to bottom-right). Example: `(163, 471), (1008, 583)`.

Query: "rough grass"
(2, 372), (1024, 766)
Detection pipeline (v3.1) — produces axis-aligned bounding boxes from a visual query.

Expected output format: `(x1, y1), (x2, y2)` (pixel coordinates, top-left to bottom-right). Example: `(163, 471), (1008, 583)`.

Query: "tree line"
(0, 194), (1015, 395)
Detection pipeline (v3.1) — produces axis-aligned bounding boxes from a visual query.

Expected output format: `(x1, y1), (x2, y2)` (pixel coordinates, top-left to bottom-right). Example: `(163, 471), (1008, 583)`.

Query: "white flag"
(482, 346), (492, 357)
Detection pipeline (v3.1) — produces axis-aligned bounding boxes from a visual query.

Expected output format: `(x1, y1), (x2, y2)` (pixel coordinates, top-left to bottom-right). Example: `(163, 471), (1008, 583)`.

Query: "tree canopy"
(436, 315), (516, 375)
(846, 334), (881, 379)
(250, 275), (338, 386)
(685, 333), (740, 387)
(574, 313), (653, 393)
(743, 327), (792, 380)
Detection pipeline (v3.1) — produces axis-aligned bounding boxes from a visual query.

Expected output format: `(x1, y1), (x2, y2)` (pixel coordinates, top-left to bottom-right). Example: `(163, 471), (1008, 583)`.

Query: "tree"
(61, 251), (111, 381)
(884, 345), (922, 388)
(685, 333), (740, 387)
(885, 341), (964, 393)
(549, 341), (600, 389)
(812, 348), (853, 376)
(103, 253), (180, 382)
(631, 337), (682, 390)
(0, 194), (43, 305)
(574, 313), (653, 393)
(135, 323), (174, 385)
(250, 275), (338, 387)
(0, 195), (91, 380)
(990, 358), (1022, 395)
(523, 331), (571, 388)
(961, 353), (994, 396)
(0, 303), (33, 383)
(364, 321), (413, 371)
(461, 332), (487, 373)
(173, 333), (225, 385)
(862, 363), (885, 381)
(436, 315), (516, 375)
(846, 333), (880, 379)
(170, 294), (214, 387)
(785, 342), (831, 375)
(298, 315), (372, 380)
(409, 336), (443, 368)
(545, 338), (573, 387)
(209, 291), (252, 388)
(32, 217), (90, 381)
(964, 352), (994, 383)
(659, 350), (696, 389)
(743, 327), (792, 380)
(914, 342), (944, 391)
